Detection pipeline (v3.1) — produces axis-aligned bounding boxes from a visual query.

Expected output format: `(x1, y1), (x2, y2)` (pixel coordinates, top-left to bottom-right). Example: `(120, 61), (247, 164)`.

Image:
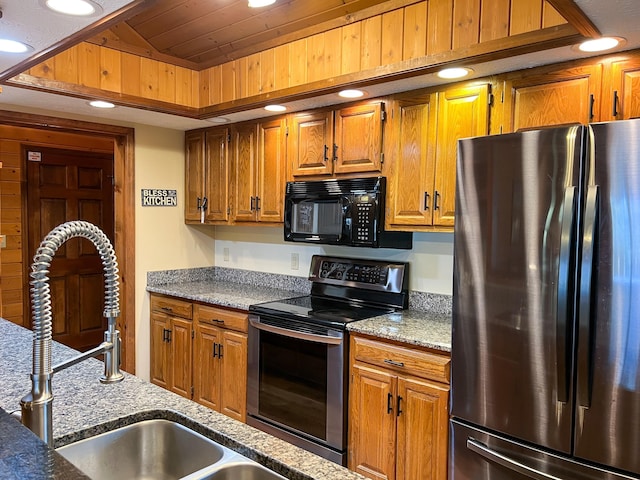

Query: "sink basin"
(198, 463), (287, 480)
(56, 419), (225, 480)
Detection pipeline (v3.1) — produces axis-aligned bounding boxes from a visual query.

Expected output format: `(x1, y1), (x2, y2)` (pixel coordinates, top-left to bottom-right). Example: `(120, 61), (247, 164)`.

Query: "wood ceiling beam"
(546, 0), (600, 37)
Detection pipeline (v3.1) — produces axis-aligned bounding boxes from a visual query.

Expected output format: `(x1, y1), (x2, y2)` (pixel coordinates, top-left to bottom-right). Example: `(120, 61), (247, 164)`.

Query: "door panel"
(452, 126), (584, 453)
(27, 146), (114, 352)
(220, 330), (247, 422)
(194, 323), (221, 410)
(574, 120), (640, 475)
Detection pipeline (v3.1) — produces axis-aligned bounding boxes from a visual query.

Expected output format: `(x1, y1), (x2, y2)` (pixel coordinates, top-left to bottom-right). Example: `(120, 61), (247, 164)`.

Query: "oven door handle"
(249, 318), (343, 345)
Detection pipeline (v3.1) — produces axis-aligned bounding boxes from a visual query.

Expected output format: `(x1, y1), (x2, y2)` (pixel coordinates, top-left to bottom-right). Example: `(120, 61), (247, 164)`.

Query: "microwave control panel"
(352, 195), (377, 243)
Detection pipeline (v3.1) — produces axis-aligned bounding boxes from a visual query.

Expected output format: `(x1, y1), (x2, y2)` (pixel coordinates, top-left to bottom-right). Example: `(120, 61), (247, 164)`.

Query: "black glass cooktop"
(249, 295), (392, 327)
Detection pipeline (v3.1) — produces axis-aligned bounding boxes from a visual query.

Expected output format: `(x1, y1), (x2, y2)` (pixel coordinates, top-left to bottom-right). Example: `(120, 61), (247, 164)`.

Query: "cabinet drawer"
(150, 295), (193, 319)
(352, 335), (450, 384)
(196, 305), (248, 333)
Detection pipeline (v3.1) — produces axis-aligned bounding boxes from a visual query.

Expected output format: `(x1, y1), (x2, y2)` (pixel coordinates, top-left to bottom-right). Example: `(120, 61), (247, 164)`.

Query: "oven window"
(258, 330), (328, 440)
(292, 201), (342, 236)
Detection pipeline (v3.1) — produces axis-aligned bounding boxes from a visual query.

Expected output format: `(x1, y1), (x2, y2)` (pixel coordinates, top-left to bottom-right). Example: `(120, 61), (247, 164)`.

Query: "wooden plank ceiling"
(87, 0), (395, 70)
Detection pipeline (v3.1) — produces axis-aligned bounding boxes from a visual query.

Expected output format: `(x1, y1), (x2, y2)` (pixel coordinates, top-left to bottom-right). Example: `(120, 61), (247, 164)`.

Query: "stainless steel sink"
(56, 419), (225, 480)
(198, 463), (287, 480)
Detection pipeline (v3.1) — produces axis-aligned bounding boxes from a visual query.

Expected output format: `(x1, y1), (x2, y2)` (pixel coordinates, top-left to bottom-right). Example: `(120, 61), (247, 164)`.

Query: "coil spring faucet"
(20, 221), (124, 446)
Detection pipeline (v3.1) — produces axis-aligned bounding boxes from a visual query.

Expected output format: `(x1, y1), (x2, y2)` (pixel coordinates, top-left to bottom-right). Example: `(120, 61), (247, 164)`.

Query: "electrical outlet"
(223, 247), (230, 262)
(291, 253), (299, 270)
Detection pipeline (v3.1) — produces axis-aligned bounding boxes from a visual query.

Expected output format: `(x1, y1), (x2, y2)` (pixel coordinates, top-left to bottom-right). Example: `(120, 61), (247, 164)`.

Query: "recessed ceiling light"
(578, 37), (623, 52)
(437, 67), (473, 79)
(339, 89), (365, 99)
(89, 100), (116, 109)
(248, 0), (276, 7)
(0, 39), (33, 54)
(206, 117), (230, 124)
(43, 0), (102, 16)
(264, 105), (286, 112)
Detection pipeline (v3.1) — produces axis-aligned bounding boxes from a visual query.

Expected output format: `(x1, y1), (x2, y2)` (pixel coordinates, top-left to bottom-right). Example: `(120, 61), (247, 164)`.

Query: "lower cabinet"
(348, 335), (450, 480)
(150, 293), (248, 422)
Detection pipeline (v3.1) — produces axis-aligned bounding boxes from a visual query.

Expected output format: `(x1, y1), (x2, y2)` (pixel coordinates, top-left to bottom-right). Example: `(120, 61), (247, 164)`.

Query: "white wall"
(213, 226), (454, 295)
(134, 125), (215, 379)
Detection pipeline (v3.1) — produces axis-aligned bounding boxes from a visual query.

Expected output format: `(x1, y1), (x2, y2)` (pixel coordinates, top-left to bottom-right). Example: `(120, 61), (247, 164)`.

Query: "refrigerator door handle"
(467, 438), (563, 480)
(577, 185), (599, 409)
(556, 186), (576, 404)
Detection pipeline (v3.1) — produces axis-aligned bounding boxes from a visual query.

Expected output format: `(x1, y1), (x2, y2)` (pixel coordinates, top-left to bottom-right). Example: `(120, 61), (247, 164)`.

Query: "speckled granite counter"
(0, 319), (365, 480)
(147, 266), (452, 352)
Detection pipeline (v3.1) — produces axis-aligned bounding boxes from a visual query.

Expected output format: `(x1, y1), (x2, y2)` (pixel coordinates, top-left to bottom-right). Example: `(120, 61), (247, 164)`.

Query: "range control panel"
(309, 255), (408, 293)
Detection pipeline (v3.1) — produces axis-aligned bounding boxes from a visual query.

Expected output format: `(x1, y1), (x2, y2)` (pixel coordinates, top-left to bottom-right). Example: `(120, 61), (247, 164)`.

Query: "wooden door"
(603, 57), (640, 120)
(26, 146), (114, 351)
(334, 102), (384, 175)
(504, 64), (602, 131)
(193, 322), (222, 410)
(204, 128), (230, 222)
(169, 317), (193, 399)
(396, 377), (449, 480)
(185, 131), (205, 223)
(386, 94), (438, 228)
(257, 117), (287, 223)
(220, 330), (247, 422)
(231, 123), (258, 222)
(349, 363), (397, 480)
(150, 311), (170, 389)
(289, 110), (334, 177)
(433, 84), (490, 227)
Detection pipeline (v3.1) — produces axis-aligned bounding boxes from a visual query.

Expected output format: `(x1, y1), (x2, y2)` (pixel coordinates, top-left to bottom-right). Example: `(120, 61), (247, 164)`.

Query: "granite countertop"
(0, 319), (365, 480)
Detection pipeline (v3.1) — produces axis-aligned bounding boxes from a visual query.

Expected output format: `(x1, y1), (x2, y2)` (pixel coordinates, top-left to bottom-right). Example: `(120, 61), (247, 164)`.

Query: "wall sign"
(141, 189), (177, 207)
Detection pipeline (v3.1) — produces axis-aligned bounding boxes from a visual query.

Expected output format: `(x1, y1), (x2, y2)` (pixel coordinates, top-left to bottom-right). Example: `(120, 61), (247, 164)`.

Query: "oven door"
(247, 313), (347, 462)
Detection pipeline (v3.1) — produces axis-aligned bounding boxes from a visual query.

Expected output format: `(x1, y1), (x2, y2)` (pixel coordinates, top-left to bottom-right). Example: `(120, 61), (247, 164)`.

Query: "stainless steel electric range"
(247, 255), (409, 466)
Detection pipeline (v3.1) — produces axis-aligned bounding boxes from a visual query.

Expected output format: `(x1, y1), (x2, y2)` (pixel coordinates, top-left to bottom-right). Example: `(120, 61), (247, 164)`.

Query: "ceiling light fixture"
(43, 0), (102, 16)
(89, 100), (116, 109)
(248, 0), (276, 8)
(0, 39), (33, 54)
(338, 89), (365, 99)
(578, 37), (623, 52)
(437, 67), (473, 79)
(264, 105), (286, 112)
(206, 117), (230, 124)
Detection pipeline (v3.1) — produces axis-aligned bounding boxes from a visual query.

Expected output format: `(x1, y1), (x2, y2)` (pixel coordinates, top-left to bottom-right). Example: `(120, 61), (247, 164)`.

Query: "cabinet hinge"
(488, 93), (494, 106)
(380, 102), (387, 122)
(192, 329), (195, 339)
(285, 125), (289, 136)
(380, 152), (385, 164)
(227, 207), (231, 215)
(500, 90), (505, 103)
(227, 134), (231, 143)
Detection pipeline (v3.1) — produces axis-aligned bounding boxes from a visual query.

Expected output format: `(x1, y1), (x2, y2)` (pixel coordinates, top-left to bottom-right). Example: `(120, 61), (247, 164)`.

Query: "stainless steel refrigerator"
(450, 119), (640, 480)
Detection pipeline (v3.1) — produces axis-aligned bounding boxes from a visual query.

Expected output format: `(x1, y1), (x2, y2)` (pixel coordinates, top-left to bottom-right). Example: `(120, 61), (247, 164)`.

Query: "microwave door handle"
(249, 318), (342, 345)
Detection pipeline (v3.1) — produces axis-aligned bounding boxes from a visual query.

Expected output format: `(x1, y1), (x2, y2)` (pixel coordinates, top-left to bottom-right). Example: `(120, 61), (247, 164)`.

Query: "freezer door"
(573, 119), (640, 475)
(452, 126), (585, 453)
(450, 419), (638, 480)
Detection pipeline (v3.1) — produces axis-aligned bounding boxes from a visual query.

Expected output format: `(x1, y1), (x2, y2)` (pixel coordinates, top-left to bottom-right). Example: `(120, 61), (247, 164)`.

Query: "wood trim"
(546, 0), (600, 37)
(199, 24), (584, 117)
(0, 110), (136, 374)
(0, 0), (159, 83)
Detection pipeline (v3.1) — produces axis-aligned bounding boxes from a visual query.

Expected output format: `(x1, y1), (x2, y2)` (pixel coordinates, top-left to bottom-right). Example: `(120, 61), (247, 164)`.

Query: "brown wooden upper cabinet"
(231, 117), (287, 224)
(385, 84), (490, 231)
(602, 57), (640, 121)
(185, 128), (230, 224)
(289, 102), (385, 178)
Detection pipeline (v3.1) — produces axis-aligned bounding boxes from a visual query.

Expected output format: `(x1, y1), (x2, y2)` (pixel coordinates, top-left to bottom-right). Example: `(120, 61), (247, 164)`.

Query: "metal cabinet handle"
(397, 396), (403, 417)
(467, 438), (562, 480)
(256, 197), (261, 211)
(612, 90), (619, 117)
(201, 197), (208, 212)
(434, 191), (441, 210)
(218, 344), (223, 359)
(196, 197), (202, 210)
(589, 94), (595, 121)
(384, 359), (405, 368)
(387, 392), (393, 414)
(250, 196), (255, 211)
(333, 144), (338, 162)
(160, 306), (173, 313)
(211, 318), (225, 324)
(324, 144), (329, 162)
(424, 192), (430, 211)
(213, 343), (218, 358)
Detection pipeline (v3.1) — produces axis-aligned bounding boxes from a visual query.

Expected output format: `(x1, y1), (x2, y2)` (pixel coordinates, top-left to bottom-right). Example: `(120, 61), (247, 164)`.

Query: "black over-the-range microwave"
(284, 176), (412, 249)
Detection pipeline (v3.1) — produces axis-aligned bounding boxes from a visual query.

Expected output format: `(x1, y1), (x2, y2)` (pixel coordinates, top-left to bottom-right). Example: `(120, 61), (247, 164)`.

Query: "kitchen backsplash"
(147, 267), (451, 315)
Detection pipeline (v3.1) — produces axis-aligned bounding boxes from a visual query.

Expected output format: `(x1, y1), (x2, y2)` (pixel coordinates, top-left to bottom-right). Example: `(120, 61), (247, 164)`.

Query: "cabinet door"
(603, 57), (640, 120)
(396, 377), (449, 480)
(169, 317), (193, 399)
(220, 330), (247, 422)
(334, 102), (384, 174)
(204, 128), (229, 222)
(289, 111), (334, 177)
(433, 84), (490, 227)
(349, 364), (397, 480)
(386, 94), (438, 228)
(257, 117), (287, 223)
(185, 131), (205, 222)
(150, 311), (170, 389)
(504, 64), (602, 131)
(193, 323), (221, 411)
(231, 123), (258, 222)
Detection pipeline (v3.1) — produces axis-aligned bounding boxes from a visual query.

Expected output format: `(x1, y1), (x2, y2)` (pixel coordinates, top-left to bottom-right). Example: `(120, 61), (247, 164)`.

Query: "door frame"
(0, 109), (136, 374)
